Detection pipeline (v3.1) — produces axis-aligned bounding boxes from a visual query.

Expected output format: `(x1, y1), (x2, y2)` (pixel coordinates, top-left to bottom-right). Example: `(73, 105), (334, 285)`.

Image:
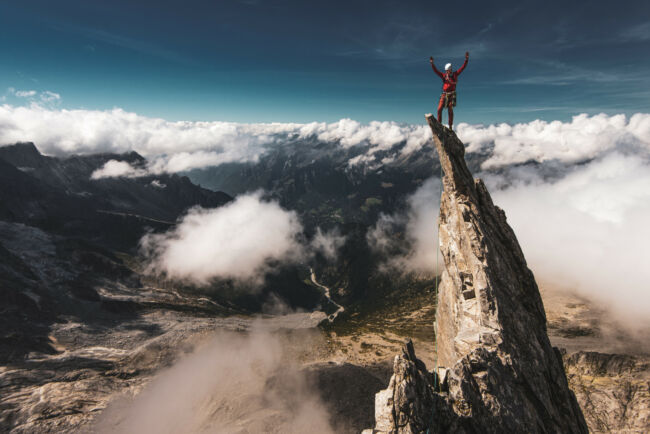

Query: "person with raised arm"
(430, 52), (469, 130)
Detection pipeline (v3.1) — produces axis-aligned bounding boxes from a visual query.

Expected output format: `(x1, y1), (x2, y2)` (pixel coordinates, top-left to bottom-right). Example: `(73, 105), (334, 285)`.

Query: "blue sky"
(0, 0), (648, 125)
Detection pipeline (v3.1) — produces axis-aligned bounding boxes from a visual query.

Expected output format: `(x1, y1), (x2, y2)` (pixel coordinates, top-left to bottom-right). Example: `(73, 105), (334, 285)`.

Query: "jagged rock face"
(366, 116), (588, 433)
(429, 117), (588, 432)
(564, 351), (650, 433)
(371, 341), (437, 434)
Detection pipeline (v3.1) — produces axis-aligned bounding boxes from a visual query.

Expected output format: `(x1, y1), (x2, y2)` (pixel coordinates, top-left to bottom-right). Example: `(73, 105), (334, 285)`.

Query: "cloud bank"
(457, 113), (650, 168)
(485, 152), (650, 328)
(1, 104), (649, 177)
(140, 192), (304, 284)
(3, 101), (650, 327)
(388, 151), (650, 329)
(0, 104), (433, 174)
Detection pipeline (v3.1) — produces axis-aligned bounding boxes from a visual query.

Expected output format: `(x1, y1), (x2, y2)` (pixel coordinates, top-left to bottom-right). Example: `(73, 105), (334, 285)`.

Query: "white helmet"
(445, 63), (452, 71)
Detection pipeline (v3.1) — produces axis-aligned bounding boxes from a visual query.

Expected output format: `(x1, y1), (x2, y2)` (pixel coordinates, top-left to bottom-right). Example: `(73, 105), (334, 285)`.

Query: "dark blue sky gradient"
(1, 0), (648, 124)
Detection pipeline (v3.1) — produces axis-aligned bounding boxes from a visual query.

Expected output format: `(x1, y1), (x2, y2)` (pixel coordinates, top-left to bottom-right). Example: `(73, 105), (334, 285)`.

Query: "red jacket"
(432, 58), (468, 92)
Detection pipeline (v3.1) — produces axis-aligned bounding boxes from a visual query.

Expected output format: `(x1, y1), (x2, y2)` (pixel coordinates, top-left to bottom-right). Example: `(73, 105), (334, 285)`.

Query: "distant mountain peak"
(0, 142), (46, 168)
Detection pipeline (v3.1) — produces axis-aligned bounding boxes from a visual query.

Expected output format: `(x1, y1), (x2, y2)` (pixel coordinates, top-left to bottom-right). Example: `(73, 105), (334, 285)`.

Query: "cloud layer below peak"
(140, 192), (304, 284)
(2, 104), (648, 177)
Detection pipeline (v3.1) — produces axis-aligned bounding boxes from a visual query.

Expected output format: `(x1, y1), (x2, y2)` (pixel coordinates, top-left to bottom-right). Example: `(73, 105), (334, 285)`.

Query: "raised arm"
(456, 52), (469, 75)
(430, 56), (444, 79)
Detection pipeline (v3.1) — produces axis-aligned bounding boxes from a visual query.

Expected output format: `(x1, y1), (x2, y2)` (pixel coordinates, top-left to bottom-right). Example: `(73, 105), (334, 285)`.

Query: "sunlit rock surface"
(564, 351), (650, 433)
(365, 116), (588, 433)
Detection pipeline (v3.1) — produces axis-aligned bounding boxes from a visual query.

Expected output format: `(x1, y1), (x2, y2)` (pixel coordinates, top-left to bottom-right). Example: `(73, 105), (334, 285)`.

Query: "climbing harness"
(441, 91), (457, 108)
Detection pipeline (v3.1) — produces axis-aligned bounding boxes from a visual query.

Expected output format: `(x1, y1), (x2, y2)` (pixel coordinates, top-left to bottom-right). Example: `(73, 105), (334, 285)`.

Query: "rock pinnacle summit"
(363, 115), (589, 433)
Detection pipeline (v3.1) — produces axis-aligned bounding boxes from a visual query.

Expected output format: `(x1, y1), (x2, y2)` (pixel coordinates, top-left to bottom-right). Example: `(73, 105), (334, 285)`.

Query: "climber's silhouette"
(430, 52), (469, 130)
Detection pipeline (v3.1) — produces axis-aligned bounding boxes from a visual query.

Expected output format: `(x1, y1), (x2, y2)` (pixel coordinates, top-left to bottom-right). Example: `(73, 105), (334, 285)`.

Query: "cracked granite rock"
(364, 116), (588, 433)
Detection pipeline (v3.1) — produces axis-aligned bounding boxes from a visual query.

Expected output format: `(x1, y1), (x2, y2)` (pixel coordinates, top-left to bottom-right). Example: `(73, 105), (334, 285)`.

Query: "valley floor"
(1, 275), (648, 433)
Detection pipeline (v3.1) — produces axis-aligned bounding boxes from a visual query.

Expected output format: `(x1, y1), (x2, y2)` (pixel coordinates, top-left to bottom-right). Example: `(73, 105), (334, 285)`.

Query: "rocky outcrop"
(369, 341), (437, 433)
(365, 116), (588, 433)
(564, 351), (650, 433)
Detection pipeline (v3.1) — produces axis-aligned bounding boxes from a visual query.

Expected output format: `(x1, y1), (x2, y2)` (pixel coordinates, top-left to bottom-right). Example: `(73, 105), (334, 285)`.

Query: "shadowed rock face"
(365, 116), (588, 433)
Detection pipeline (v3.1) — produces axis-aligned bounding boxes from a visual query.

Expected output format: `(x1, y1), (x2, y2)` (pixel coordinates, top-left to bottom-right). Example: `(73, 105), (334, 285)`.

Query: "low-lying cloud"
(3, 101), (650, 327)
(140, 192), (346, 285)
(310, 227), (346, 261)
(367, 177), (443, 275)
(140, 192), (304, 284)
(97, 328), (334, 434)
(91, 160), (148, 179)
(386, 151), (650, 329)
(485, 152), (650, 328)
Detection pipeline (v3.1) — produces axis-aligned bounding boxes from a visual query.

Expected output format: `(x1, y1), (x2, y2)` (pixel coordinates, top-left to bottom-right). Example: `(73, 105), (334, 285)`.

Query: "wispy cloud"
(14, 90), (37, 98)
(49, 22), (194, 65)
(6, 87), (61, 104)
(336, 21), (435, 64)
(40, 91), (60, 102)
(619, 21), (650, 42)
(500, 59), (649, 86)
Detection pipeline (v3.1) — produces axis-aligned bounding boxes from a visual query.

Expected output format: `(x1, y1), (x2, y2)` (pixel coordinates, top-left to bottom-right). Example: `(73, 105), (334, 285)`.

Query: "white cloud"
(15, 90), (37, 98)
(620, 21), (650, 42)
(310, 227), (346, 260)
(6, 88), (61, 103)
(485, 152), (650, 329)
(403, 177), (443, 272)
(140, 192), (304, 284)
(0, 104), (299, 164)
(367, 213), (399, 253)
(90, 160), (147, 179)
(2, 104), (649, 177)
(375, 149), (650, 332)
(456, 113), (650, 168)
(0, 104), (433, 173)
(40, 91), (61, 102)
(147, 149), (260, 174)
(367, 177), (443, 275)
(1, 100), (648, 329)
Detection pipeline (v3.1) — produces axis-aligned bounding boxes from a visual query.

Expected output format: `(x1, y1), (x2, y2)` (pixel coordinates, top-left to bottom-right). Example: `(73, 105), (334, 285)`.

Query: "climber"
(429, 52), (469, 130)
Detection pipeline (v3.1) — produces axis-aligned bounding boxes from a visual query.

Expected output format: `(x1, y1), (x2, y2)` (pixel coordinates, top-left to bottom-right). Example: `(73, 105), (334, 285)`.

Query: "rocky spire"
(364, 116), (588, 433)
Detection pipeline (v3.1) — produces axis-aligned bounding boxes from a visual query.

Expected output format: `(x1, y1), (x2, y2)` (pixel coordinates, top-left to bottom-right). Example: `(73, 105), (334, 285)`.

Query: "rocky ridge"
(364, 115), (588, 433)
